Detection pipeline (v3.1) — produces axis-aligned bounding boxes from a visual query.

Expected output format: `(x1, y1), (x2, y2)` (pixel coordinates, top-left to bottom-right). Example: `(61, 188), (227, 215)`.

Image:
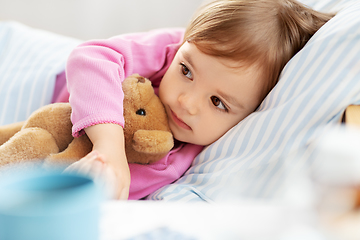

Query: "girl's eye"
(180, 63), (193, 79)
(211, 96), (228, 112)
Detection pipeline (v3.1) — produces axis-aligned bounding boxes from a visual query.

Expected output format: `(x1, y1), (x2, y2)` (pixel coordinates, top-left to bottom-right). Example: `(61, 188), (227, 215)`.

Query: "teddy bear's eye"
(136, 109), (146, 116)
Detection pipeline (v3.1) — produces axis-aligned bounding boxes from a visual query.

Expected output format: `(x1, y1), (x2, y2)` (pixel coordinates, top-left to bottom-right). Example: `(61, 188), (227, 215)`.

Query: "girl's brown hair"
(184, 0), (334, 98)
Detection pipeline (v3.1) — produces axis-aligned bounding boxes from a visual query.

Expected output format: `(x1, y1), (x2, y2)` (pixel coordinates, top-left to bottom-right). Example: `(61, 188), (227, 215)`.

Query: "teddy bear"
(0, 74), (174, 169)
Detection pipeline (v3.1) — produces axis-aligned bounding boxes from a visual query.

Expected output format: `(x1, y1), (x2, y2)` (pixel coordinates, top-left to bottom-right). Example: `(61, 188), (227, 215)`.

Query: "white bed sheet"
(99, 201), (317, 240)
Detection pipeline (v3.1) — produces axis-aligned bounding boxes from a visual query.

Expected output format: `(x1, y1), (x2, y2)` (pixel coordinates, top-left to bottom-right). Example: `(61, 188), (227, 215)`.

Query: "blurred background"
(0, 0), (205, 40)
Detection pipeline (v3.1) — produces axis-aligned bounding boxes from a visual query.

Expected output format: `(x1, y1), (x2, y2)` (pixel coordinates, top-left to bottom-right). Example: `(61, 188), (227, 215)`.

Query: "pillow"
(0, 21), (81, 125)
(148, 0), (360, 202)
(305, 0), (359, 11)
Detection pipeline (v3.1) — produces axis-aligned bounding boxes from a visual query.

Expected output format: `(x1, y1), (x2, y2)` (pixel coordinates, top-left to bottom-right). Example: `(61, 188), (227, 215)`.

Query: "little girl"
(60, 0), (334, 200)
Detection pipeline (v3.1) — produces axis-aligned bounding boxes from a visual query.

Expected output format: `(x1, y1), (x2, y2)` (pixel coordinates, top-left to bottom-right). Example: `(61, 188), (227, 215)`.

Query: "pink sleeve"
(66, 28), (184, 136)
(128, 143), (204, 200)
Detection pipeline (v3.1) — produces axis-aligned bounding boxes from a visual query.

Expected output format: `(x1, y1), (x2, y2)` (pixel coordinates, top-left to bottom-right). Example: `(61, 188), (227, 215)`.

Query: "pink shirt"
(60, 28), (203, 200)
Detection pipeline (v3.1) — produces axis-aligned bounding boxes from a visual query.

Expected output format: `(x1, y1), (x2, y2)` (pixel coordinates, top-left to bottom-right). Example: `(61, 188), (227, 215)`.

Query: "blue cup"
(0, 170), (103, 240)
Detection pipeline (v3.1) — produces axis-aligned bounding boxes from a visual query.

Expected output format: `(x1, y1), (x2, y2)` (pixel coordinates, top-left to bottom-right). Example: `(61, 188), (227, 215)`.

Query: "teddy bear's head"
(122, 74), (173, 164)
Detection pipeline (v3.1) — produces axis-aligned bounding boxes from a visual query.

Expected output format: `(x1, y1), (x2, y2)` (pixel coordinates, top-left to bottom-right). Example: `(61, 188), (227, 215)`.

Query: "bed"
(1, 0), (360, 239)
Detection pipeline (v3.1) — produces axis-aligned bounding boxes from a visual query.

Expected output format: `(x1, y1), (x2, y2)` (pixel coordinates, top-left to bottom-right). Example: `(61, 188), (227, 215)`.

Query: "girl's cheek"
(158, 84), (165, 102)
(159, 83), (172, 103)
(158, 90), (166, 104)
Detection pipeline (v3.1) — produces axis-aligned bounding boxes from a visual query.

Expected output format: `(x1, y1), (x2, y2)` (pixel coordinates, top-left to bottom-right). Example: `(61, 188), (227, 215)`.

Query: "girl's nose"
(178, 93), (198, 115)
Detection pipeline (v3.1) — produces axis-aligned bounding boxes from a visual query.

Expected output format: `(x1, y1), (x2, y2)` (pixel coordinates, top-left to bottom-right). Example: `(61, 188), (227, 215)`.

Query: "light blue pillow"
(148, 0), (360, 202)
(0, 22), (80, 125)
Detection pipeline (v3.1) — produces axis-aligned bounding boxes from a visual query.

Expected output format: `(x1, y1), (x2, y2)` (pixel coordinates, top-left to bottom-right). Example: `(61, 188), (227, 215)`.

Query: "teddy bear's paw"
(0, 127), (59, 167)
(0, 121), (24, 146)
(22, 102), (73, 152)
(43, 134), (93, 170)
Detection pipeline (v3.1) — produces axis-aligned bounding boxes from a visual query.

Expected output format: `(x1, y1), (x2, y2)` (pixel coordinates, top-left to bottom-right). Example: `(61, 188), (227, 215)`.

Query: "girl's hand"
(64, 150), (129, 200)
(64, 151), (119, 199)
(65, 123), (131, 200)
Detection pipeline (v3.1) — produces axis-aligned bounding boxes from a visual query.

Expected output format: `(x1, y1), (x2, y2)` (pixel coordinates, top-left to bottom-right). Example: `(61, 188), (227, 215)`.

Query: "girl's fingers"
(64, 150), (100, 174)
(89, 159), (105, 181)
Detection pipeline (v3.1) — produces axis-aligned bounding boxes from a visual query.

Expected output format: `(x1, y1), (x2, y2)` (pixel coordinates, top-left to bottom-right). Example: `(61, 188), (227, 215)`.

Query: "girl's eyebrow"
(218, 89), (245, 109)
(181, 51), (197, 72)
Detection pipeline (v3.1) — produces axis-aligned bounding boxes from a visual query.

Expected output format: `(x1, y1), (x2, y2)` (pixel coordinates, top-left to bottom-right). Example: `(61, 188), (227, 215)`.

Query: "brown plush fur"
(0, 74), (173, 169)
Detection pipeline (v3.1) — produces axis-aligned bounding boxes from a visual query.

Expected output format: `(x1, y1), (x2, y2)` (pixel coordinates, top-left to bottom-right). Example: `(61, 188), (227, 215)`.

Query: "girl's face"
(159, 42), (264, 146)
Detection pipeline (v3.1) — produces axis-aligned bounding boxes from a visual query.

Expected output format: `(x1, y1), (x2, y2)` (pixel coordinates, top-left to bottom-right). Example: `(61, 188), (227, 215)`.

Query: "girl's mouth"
(170, 110), (191, 130)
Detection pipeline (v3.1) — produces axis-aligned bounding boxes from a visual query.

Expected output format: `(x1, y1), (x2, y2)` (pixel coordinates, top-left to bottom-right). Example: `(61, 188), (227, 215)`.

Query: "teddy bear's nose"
(136, 76), (146, 83)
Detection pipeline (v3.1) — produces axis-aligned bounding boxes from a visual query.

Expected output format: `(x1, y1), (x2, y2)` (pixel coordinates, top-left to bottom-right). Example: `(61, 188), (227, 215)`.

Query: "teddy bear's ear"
(136, 75), (146, 83)
(122, 74), (155, 105)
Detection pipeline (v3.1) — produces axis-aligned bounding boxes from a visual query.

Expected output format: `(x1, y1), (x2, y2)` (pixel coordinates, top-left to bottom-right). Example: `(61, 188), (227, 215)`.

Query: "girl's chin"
(171, 130), (189, 143)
